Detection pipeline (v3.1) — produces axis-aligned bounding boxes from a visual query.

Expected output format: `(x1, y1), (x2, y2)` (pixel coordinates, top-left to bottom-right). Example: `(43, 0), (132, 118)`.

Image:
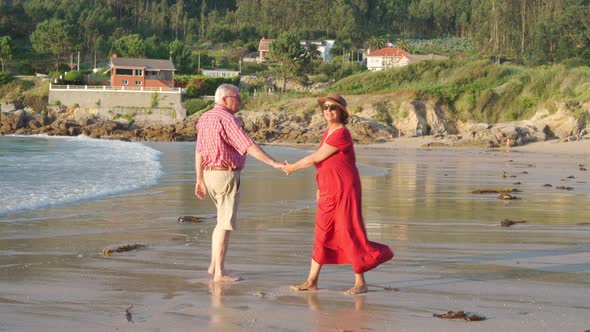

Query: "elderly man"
(195, 84), (282, 282)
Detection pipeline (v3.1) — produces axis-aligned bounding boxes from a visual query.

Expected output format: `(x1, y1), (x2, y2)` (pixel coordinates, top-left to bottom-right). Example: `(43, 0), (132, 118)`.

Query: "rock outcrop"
(1, 94), (588, 145)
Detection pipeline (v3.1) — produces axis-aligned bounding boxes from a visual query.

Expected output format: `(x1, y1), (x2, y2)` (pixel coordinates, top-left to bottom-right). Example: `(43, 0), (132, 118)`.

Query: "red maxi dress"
(313, 127), (394, 274)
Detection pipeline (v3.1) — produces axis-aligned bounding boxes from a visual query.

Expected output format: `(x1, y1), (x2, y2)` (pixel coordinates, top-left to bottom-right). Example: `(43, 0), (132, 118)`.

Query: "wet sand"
(1, 139), (589, 331)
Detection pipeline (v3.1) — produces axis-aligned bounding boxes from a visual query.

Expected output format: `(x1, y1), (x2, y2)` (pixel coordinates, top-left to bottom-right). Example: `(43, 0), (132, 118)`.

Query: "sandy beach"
(1, 138), (589, 331)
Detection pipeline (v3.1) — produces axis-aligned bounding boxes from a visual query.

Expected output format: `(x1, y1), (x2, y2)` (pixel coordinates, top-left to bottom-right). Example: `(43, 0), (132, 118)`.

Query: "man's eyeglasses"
(323, 104), (340, 112)
(225, 95), (241, 101)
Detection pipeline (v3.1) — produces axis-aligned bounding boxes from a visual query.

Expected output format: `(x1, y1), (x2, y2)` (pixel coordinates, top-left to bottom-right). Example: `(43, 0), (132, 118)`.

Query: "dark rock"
(501, 219), (527, 227)
(555, 186), (574, 191)
(472, 189), (499, 194)
(178, 216), (205, 223)
(67, 126), (80, 136)
(424, 142), (450, 147)
(497, 193), (520, 200)
(500, 188), (522, 193)
(0, 110), (25, 132)
(102, 243), (145, 256)
(27, 119), (42, 129)
(125, 305), (133, 323)
(433, 311), (485, 321)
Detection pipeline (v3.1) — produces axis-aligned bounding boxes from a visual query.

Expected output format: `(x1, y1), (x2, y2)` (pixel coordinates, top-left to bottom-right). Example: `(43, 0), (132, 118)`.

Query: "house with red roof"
(258, 38), (274, 63)
(366, 47), (410, 71)
(366, 47), (447, 71)
(108, 54), (176, 88)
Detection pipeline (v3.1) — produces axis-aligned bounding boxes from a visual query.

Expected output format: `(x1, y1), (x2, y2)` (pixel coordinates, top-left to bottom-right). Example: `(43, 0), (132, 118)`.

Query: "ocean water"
(0, 135), (162, 216)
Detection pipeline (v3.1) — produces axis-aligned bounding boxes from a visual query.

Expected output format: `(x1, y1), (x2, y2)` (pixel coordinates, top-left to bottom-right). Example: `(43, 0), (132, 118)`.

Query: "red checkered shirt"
(196, 105), (254, 169)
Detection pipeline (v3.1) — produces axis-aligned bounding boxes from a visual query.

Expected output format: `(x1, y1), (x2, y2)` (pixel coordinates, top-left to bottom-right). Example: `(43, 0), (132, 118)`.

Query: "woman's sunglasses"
(323, 104), (340, 111)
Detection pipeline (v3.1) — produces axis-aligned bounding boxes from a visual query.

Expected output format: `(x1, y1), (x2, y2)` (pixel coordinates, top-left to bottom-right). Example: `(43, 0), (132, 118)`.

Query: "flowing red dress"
(312, 127), (394, 274)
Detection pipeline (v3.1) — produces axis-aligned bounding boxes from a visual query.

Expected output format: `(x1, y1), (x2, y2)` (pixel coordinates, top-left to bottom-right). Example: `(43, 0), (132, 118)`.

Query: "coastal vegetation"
(330, 59), (590, 123)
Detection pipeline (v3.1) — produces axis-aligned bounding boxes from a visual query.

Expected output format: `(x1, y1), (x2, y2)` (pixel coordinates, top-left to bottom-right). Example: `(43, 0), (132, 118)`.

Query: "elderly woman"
(282, 93), (394, 295)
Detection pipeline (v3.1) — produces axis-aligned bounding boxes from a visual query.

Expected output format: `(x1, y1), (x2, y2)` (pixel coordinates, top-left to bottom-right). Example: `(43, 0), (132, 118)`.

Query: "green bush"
(49, 71), (61, 79)
(454, 93), (476, 119)
(562, 57), (587, 68)
(417, 84), (462, 103)
(309, 73), (329, 83)
(240, 62), (268, 75)
(0, 72), (13, 85)
(177, 75), (241, 98)
(186, 78), (208, 98)
(18, 60), (35, 75)
(518, 95), (534, 109)
(64, 71), (84, 84)
(184, 98), (213, 116)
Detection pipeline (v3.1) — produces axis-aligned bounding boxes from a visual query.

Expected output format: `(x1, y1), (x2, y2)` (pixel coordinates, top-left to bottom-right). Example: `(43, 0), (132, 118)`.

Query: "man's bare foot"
(208, 264), (214, 275)
(344, 284), (368, 295)
(290, 281), (318, 291)
(213, 274), (241, 283)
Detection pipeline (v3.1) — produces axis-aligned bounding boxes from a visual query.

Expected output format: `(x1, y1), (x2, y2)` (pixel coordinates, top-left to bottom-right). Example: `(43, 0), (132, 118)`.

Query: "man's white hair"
(215, 84), (239, 103)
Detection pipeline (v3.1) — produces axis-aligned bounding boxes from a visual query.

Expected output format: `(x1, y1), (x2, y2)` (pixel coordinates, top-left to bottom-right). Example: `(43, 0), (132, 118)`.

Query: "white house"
(300, 40), (336, 61)
(258, 38), (336, 63)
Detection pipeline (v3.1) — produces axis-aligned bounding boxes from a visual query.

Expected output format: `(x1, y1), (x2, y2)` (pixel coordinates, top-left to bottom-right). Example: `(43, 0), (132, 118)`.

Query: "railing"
(49, 84), (182, 94)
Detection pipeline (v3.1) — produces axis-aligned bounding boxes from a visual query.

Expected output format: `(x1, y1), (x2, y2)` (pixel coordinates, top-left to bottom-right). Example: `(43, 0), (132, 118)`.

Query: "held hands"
(271, 160), (299, 175)
(280, 161), (297, 175)
(272, 160), (295, 175)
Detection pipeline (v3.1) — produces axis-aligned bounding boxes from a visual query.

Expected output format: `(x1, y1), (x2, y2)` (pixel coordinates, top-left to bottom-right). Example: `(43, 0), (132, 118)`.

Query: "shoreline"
(360, 135), (590, 155)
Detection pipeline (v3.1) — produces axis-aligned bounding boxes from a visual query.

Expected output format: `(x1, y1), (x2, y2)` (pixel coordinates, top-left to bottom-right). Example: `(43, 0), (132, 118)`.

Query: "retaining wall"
(48, 85), (185, 125)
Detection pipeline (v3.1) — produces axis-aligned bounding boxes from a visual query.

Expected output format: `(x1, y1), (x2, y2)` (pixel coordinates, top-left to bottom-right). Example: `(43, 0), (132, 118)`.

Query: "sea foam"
(0, 135), (162, 216)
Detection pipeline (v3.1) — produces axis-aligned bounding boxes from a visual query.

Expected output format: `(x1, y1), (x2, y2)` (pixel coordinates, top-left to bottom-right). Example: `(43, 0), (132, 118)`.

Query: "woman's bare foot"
(208, 264), (215, 275)
(290, 280), (318, 291)
(213, 274), (241, 283)
(344, 284), (368, 295)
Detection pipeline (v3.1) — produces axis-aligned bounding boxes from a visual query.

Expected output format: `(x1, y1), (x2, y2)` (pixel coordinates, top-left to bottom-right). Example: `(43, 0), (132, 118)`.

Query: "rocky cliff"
(1, 93), (588, 146)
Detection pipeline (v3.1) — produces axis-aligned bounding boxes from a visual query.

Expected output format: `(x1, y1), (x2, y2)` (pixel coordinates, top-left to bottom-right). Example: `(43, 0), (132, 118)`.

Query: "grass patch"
(184, 98), (213, 116)
(331, 59), (590, 124)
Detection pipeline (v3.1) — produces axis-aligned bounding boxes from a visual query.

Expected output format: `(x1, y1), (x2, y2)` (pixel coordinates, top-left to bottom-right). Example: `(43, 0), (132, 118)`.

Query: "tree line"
(0, 0), (589, 74)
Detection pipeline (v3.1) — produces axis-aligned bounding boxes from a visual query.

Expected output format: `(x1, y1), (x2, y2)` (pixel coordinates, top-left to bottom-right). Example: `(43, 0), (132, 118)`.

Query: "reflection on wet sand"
(305, 292), (376, 331)
(305, 291), (365, 310)
(208, 281), (232, 327)
(1, 142), (589, 331)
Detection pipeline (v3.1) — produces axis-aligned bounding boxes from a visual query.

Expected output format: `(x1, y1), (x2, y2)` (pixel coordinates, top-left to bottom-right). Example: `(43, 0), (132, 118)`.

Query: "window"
(122, 80), (128, 85)
(135, 69), (143, 76)
(116, 68), (133, 75)
(135, 80), (142, 85)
